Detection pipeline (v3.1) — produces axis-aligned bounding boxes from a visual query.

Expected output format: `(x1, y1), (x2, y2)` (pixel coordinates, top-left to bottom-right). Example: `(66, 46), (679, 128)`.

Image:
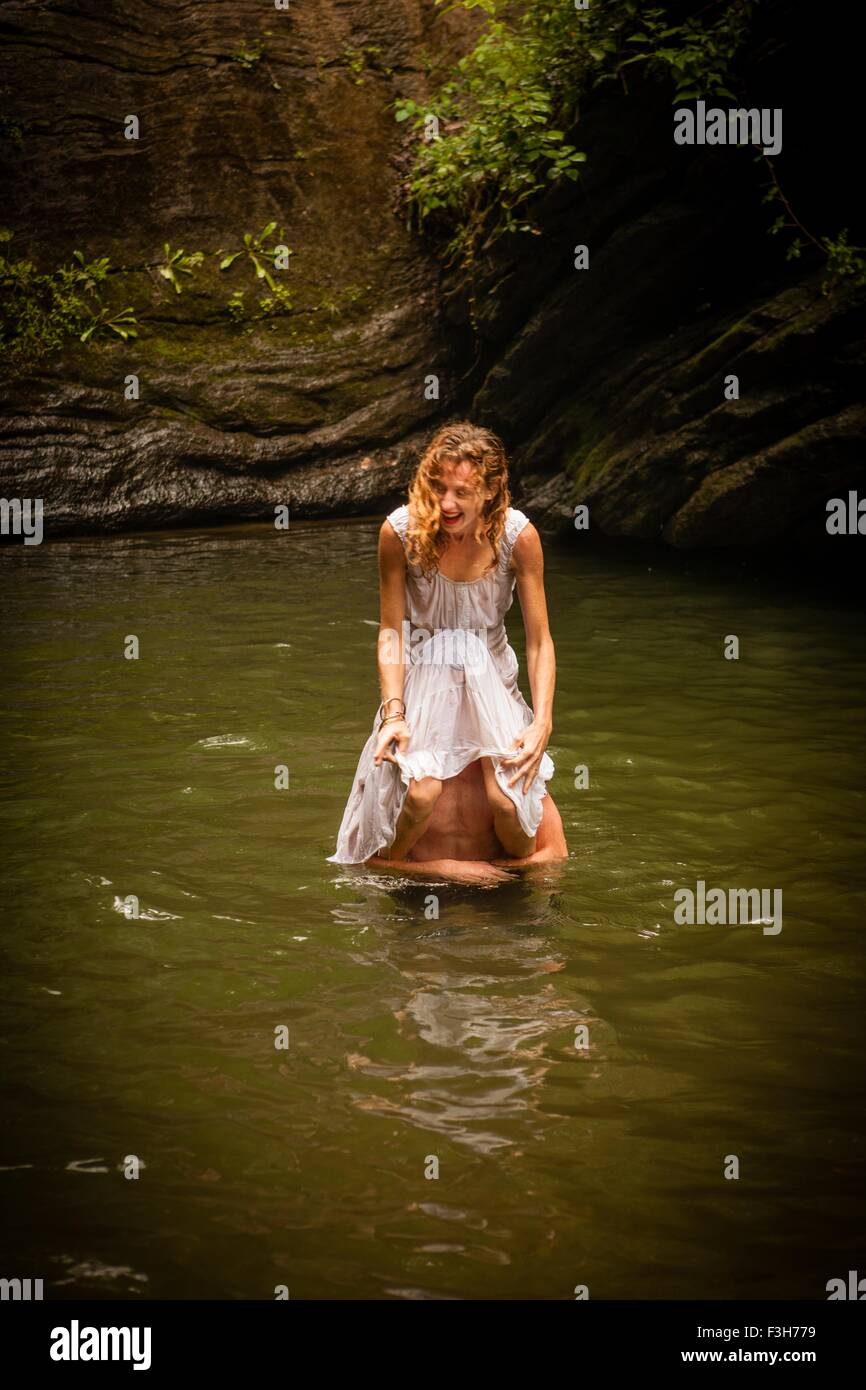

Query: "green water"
(1, 518), (864, 1300)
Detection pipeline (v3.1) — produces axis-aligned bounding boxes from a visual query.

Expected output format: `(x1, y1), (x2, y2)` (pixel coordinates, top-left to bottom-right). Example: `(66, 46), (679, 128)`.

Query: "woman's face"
(431, 460), (489, 539)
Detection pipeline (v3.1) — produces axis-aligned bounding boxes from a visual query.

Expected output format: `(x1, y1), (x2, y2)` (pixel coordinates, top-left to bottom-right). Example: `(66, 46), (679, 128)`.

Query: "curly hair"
(404, 421), (511, 578)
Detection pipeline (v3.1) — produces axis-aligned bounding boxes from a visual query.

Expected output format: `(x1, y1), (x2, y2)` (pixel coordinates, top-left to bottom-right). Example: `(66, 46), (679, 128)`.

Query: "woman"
(329, 421), (567, 880)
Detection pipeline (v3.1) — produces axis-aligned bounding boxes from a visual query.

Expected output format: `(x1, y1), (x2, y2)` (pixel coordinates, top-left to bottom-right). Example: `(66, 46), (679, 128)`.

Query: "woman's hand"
(373, 718), (411, 767)
(501, 720), (551, 794)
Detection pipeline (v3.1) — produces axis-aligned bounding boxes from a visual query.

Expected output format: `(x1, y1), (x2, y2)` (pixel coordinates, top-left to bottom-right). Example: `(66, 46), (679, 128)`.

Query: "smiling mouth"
(441, 512), (462, 525)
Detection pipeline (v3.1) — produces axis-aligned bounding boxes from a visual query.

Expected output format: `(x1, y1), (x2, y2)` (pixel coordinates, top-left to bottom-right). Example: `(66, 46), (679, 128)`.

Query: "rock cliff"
(1, 1), (863, 549)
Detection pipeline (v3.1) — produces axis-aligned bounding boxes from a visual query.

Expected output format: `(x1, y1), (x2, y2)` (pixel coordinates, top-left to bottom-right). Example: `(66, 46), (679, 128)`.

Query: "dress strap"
(387, 504), (410, 547)
(501, 508), (530, 568)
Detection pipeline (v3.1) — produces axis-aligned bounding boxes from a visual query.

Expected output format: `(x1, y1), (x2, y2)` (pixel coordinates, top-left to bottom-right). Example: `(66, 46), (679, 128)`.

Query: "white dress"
(328, 505), (554, 864)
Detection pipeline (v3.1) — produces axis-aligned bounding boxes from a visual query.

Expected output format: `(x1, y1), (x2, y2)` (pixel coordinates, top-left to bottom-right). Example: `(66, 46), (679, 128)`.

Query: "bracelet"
(377, 699), (406, 721)
(380, 712), (405, 726)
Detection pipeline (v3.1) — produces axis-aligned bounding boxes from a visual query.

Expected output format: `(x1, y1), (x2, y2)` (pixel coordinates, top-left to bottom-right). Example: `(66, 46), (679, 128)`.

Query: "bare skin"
(367, 759), (568, 885)
(368, 457), (564, 880)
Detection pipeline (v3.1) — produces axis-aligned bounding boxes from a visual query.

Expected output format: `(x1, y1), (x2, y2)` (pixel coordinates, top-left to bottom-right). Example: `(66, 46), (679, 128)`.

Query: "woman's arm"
(505, 522), (556, 794)
(373, 519), (411, 767)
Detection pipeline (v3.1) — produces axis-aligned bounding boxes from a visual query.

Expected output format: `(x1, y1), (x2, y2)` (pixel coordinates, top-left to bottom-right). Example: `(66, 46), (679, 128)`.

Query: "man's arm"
(366, 855), (514, 885)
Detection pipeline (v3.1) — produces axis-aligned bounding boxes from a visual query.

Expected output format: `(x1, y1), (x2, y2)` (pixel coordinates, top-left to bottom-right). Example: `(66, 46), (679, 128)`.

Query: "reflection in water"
(334, 877), (599, 1156)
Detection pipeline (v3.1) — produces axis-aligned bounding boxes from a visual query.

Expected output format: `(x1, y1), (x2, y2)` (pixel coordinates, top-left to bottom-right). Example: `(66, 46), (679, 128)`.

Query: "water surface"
(1, 518), (864, 1299)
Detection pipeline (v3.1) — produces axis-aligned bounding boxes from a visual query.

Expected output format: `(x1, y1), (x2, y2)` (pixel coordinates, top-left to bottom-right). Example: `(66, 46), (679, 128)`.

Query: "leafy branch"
(79, 303), (138, 342)
(0, 221), (297, 366)
(396, 0), (864, 294)
(217, 221), (293, 316)
(0, 235), (140, 363)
